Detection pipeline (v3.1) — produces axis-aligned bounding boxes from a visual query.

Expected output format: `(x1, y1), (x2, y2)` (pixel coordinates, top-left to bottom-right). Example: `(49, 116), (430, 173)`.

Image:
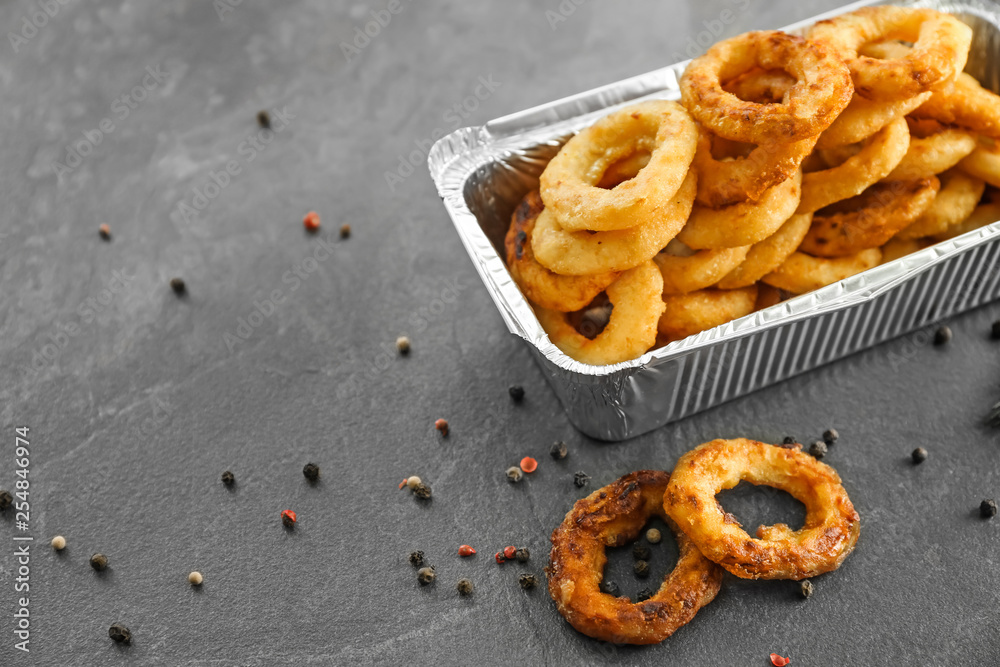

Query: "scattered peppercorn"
(599, 580), (620, 596)
(303, 211), (321, 233)
(782, 436), (796, 445)
(221, 470), (235, 487)
(456, 578), (474, 595)
(51, 536), (67, 551)
(550, 441), (568, 460)
(981, 499), (998, 519)
(515, 547), (530, 563)
(632, 544), (651, 561)
(281, 509), (297, 528)
(302, 462), (320, 483)
(506, 466), (523, 483)
(108, 623), (131, 645)
(458, 545), (476, 557)
(992, 320), (1000, 339)
(396, 336), (411, 355)
(340, 224), (351, 239)
(503, 546), (517, 560)
(0, 490), (12, 511)
(413, 482), (432, 500)
(518, 573), (538, 590)
(770, 654), (791, 667)
(90, 553), (109, 571)
(645, 528), (662, 544)
(188, 571), (203, 586)
(495, 551), (506, 564)
(508, 385), (525, 402)
(98, 223), (111, 240)
(633, 560), (650, 578)
(823, 428), (839, 444)
(809, 440), (827, 459)
(934, 325), (952, 345)
(635, 587), (653, 602)
(799, 580), (814, 599)
(435, 419), (449, 437)
(911, 447), (928, 464)
(520, 456), (538, 473)
(573, 472), (591, 488)
(408, 551), (425, 567)
(399, 476), (421, 491)
(417, 566), (436, 585)
(257, 110), (271, 129)
(169, 277), (186, 295)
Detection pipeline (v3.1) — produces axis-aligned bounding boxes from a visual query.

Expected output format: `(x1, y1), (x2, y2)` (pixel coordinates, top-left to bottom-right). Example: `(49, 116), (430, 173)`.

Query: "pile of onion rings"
(503, 6), (999, 366)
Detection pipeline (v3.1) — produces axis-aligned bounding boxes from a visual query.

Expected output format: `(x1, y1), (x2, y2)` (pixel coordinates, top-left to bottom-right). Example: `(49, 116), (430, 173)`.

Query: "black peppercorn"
(782, 436), (796, 445)
(799, 580), (814, 599)
(413, 482), (432, 500)
(934, 325), (952, 345)
(992, 320), (1000, 339)
(573, 472), (591, 488)
(632, 544), (651, 561)
(514, 547), (530, 563)
(108, 623), (131, 645)
(220, 471), (235, 487)
(981, 499), (998, 519)
(636, 587), (653, 602)
(257, 110), (271, 129)
(169, 277), (186, 295)
(600, 580), (620, 597)
(518, 573), (538, 590)
(417, 566), (436, 585)
(633, 560), (650, 578)
(911, 447), (928, 464)
(809, 440), (827, 459)
(408, 551), (425, 567)
(550, 441), (568, 460)
(90, 553), (109, 572)
(823, 428), (839, 444)
(303, 462), (320, 483)
(508, 385), (525, 402)
(456, 578), (474, 596)
(340, 224), (351, 239)
(0, 490), (12, 511)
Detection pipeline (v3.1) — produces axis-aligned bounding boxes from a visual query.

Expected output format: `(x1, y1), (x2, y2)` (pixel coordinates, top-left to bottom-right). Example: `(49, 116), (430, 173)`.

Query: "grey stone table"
(1, 0), (998, 664)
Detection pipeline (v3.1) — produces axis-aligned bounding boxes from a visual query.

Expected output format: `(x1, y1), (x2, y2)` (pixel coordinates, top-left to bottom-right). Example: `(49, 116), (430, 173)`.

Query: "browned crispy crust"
(546, 470), (723, 645)
(664, 439), (860, 580)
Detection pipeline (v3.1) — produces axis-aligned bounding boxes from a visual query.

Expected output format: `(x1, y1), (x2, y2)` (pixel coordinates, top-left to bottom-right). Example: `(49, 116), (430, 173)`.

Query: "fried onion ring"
(808, 6), (972, 102)
(716, 213), (813, 289)
(800, 178), (940, 256)
(546, 470), (723, 645)
(532, 172), (697, 275)
(798, 116), (910, 214)
(681, 31), (852, 144)
(677, 170), (802, 249)
(880, 236), (927, 264)
(932, 202), (1000, 242)
(539, 101), (698, 232)
(762, 249), (882, 293)
(658, 287), (758, 342)
(505, 191), (620, 312)
(882, 127), (976, 181)
(896, 170), (985, 239)
(958, 139), (1000, 188)
(912, 73), (1000, 139)
(664, 438), (860, 580)
(536, 261), (664, 365)
(654, 241), (750, 295)
(815, 90), (931, 149)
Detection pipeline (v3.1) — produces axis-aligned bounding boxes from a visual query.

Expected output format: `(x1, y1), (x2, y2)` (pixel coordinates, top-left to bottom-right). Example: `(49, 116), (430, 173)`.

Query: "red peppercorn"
(458, 545), (476, 557)
(503, 546), (517, 560)
(495, 551), (506, 564)
(520, 457), (538, 473)
(303, 211), (320, 233)
(770, 653), (790, 666)
(281, 509), (297, 527)
(435, 419), (449, 437)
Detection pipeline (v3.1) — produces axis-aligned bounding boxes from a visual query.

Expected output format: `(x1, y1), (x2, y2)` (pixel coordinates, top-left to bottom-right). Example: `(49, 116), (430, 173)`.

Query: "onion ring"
(958, 138), (1000, 188)
(539, 101), (698, 232)
(658, 287), (758, 342)
(932, 202), (1000, 242)
(882, 127), (976, 181)
(762, 249), (882, 294)
(881, 236), (927, 264)
(912, 72), (1000, 139)
(654, 241), (750, 295)
(681, 31), (853, 144)
(536, 261), (664, 365)
(815, 91), (931, 149)
(532, 172), (697, 275)
(808, 6), (972, 102)
(505, 191), (620, 312)
(798, 116), (910, 214)
(546, 470), (724, 645)
(896, 170), (985, 239)
(664, 438), (861, 580)
(677, 170), (802, 249)
(716, 213), (813, 289)
(800, 178), (940, 257)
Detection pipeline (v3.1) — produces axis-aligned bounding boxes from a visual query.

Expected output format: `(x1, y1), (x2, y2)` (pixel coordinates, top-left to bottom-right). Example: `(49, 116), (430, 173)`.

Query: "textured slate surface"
(1, 0), (998, 664)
